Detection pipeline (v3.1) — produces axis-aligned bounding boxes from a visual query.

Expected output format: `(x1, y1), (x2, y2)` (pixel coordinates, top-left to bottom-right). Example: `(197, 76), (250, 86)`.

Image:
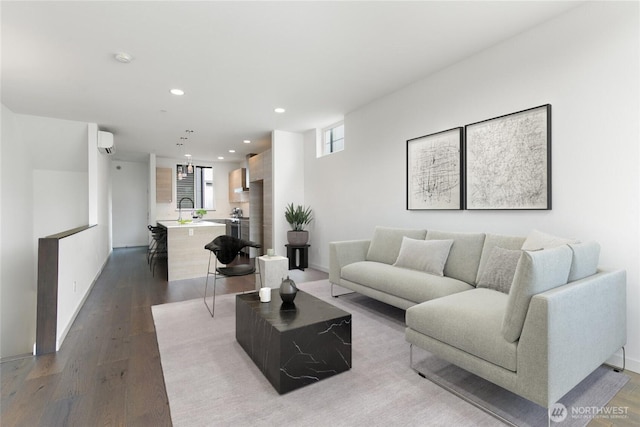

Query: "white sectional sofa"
(328, 227), (626, 408)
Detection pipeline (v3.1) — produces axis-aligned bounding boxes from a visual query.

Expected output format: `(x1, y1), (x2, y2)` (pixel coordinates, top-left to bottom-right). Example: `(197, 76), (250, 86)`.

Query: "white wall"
(53, 124), (112, 350)
(33, 170), (88, 239)
(304, 2), (639, 371)
(56, 225), (107, 349)
(0, 108), (112, 358)
(20, 114), (90, 242)
(0, 104), (36, 358)
(112, 160), (148, 247)
(273, 130), (305, 254)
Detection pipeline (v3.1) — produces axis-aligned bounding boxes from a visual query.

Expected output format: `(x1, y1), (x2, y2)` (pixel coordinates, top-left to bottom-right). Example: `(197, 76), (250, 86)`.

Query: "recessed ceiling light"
(274, 107), (286, 113)
(114, 52), (132, 63)
(229, 149), (236, 153)
(218, 156), (224, 160)
(170, 88), (185, 96)
(185, 154), (192, 157)
(243, 140), (251, 144)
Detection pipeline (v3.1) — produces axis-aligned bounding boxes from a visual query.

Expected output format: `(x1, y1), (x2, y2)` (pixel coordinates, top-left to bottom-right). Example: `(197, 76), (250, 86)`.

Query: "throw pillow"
(476, 247), (522, 294)
(475, 233), (526, 285)
(521, 229), (578, 251)
(366, 227), (427, 265)
(426, 230), (486, 285)
(393, 237), (454, 276)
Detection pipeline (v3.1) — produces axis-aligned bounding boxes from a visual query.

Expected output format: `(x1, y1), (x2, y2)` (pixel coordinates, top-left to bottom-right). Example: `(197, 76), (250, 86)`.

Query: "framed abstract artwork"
(465, 104), (551, 210)
(407, 127), (463, 210)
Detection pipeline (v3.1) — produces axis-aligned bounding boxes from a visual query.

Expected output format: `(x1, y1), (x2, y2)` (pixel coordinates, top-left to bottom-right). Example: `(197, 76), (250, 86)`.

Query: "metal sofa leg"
(330, 282), (355, 298)
(409, 344), (518, 427)
(606, 346), (626, 373)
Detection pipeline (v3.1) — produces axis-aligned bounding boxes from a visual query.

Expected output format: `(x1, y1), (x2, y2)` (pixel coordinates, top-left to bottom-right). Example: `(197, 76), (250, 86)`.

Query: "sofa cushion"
(341, 261), (473, 303)
(476, 247), (522, 294)
(406, 289), (517, 371)
(366, 227), (427, 265)
(476, 233), (526, 284)
(426, 230), (485, 285)
(393, 237), (453, 276)
(502, 246), (573, 342)
(568, 241), (600, 282)
(521, 229), (578, 250)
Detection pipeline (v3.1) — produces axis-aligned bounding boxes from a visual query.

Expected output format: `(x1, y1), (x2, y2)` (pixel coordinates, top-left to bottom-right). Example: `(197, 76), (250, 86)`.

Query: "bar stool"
(148, 226), (167, 276)
(147, 225), (163, 265)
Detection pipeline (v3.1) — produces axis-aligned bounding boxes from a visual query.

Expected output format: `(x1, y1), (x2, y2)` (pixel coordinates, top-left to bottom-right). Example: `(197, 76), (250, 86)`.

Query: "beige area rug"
(152, 280), (628, 427)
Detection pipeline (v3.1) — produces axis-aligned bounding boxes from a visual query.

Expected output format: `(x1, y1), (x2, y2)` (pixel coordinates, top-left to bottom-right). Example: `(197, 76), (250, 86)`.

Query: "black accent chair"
(203, 235), (262, 317)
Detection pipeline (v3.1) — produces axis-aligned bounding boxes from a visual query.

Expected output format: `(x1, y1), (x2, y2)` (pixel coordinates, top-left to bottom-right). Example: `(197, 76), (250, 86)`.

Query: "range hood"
(233, 167), (249, 193)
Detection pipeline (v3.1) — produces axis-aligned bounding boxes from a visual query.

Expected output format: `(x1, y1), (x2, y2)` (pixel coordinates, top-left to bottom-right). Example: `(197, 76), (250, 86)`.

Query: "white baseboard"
(0, 352), (34, 364)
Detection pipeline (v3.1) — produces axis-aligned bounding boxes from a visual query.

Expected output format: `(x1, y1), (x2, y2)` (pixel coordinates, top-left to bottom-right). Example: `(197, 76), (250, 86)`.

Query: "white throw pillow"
(521, 229), (578, 251)
(365, 227), (427, 265)
(393, 237), (454, 276)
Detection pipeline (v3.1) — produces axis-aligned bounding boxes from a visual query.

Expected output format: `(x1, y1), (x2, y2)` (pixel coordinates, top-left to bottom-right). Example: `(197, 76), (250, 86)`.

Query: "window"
(176, 164), (215, 210)
(322, 121), (344, 155)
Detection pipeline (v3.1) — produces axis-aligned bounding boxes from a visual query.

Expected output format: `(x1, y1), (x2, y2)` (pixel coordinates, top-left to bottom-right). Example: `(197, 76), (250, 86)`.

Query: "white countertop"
(158, 220), (226, 229)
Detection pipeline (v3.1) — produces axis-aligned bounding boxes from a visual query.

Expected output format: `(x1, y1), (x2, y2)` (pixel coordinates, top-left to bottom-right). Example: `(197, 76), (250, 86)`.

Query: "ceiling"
(1, 1), (581, 164)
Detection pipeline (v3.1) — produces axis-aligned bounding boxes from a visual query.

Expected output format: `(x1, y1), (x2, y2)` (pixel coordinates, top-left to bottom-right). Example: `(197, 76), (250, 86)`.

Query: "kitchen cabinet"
(229, 168), (249, 203)
(249, 153), (264, 182)
(156, 167), (172, 203)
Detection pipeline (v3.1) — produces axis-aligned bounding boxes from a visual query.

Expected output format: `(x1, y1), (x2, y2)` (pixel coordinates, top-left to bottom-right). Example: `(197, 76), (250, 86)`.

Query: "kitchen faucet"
(178, 197), (194, 221)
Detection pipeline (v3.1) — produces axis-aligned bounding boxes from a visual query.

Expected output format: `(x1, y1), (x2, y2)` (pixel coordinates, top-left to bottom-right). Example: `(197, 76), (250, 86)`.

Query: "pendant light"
(186, 154), (194, 174)
(176, 130), (194, 180)
(176, 140), (186, 180)
(184, 130), (194, 174)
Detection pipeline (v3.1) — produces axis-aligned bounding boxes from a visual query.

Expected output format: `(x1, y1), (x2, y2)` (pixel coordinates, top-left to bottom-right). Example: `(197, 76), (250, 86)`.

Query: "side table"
(285, 244), (310, 271)
(257, 255), (289, 291)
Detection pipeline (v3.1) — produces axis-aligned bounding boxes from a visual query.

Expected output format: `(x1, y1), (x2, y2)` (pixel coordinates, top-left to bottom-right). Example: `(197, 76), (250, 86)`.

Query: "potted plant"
(285, 203), (313, 245)
(193, 209), (207, 221)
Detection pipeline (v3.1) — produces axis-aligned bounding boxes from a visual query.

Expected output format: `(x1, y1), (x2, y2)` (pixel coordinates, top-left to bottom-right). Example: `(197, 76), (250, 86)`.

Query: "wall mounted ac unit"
(97, 131), (115, 154)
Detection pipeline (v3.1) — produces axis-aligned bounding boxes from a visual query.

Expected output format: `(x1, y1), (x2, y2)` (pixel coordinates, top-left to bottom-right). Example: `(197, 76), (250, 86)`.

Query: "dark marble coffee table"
(236, 289), (352, 394)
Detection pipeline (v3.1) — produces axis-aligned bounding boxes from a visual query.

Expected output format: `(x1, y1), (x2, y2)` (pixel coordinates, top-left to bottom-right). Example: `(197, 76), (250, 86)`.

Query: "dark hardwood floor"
(1, 247), (638, 426)
(0, 247), (326, 426)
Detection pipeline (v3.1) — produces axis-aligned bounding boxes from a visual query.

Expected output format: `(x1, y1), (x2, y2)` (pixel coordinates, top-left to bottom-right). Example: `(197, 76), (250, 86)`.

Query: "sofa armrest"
(517, 269), (626, 407)
(329, 240), (371, 284)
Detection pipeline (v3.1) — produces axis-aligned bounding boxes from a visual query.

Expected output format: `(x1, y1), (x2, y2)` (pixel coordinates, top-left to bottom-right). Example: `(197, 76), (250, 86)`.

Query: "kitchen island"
(157, 220), (226, 281)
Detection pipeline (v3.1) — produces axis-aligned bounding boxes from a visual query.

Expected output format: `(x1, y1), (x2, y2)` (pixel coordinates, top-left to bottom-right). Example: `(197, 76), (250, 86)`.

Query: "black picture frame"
(464, 104), (551, 210)
(406, 127), (464, 210)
